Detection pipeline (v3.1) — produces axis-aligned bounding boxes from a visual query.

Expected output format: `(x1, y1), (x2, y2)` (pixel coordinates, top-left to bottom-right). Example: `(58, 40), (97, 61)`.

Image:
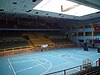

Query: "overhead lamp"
(32, 0), (37, 2)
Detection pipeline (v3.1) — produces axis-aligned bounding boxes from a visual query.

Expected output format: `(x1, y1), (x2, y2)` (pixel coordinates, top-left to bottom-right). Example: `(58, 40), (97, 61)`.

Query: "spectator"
(92, 41), (94, 48)
(96, 58), (100, 66)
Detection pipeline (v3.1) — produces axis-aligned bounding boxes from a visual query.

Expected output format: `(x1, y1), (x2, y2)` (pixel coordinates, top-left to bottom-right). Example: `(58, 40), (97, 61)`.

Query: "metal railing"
(45, 59), (93, 75)
(45, 64), (89, 75)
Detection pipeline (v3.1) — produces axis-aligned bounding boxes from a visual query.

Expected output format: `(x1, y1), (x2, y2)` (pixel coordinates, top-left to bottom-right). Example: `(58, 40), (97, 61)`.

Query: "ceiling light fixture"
(32, 0), (37, 2)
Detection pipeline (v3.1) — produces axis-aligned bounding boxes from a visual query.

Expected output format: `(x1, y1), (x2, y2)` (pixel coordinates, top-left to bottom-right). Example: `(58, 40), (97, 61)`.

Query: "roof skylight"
(33, 0), (99, 16)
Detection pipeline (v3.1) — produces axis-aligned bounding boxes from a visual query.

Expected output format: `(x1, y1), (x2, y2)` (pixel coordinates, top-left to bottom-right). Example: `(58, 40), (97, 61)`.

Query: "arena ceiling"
(0, 0), (100, 19)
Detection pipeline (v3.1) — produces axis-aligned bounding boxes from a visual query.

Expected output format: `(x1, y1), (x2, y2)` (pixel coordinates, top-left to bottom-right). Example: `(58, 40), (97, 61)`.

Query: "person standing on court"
(98, 58), (100, 66)
(96, 58), (100, 66)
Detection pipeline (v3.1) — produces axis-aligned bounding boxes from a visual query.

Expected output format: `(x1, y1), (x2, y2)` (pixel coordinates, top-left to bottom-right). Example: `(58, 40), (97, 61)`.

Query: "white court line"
(46, 52), (77, 64)
(16, 59), (47, 73)
(88, 53), (100, 57)
(16, 58), (48, 73)
(51, 61), (79, 72)
(12, 60), (33, 64)
(40, 59), (52, 75)
(10, 54), (46, 60)
(72, 49), (100, 65)
(28, 57), (53, 75)
(16, 64), (40, 73)
(50, 51), (63, 55)
(8, 66), (11, 70)
(47, 52), (71, 61)
(72, 50), (87, 60)
(78, 51), (89, 53)
(73, 49), (100, 59)
(73, 49), (89, 57)
(30, 58), (48, 65)
(47, 53), (67, 61)
(15, 57), (48, 73)
(52, 61), (70, 68)
(30, 57), (47, 69)
(35, 59), (46, 69)
(73, 57), (82, 61)
(8, 58), (16, 75)
(46, 51), (83, 69)
(16, 58), (52, 75)
(51, 51), (74, 58)
(48, 50), (84, 60)
(10, 56), (29, 60)
(16, 67), (33, 73)
(47, 52), (82, 63)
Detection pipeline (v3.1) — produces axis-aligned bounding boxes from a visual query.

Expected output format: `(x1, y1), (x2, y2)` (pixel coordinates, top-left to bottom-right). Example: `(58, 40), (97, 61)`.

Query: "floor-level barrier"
(83, 59), (93, 70)
(45, 64), (89, 75)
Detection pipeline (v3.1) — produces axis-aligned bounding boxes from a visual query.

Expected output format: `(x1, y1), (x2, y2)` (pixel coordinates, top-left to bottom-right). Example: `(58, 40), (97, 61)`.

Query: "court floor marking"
(35, 59), (47, 69)
(9, 54), (47, 61)
(11, 57), (49, 73)
(49, 51), (65, 55)
(50, 50), (75, 57)
(28, 56), (53, 75)
(9, 54), (49, 64)
(71, 51), (87, 60)
(16, 58), (49, 73)
(52, 61), (71, 68)
(9, 50), (74, 62)
(11, 60), (34, 64)
(46, 52), (80, 67)
(46, 53), (67, 61)
(28, 57), (53, 75)
(29, 54), (79, 71)
(47, 50), (86, 71)
(72, 50), (92, 61)
(73, 49), (89, 54)
(40, 59), (52, 75)
(73, 49), (98, 55)
(88, 53), (100, 57)
(73, 49), (100, 59)
(9, 56), (30, 60)
(72, 57), (83, 61)
(8, 58), (16, 75)
(73, 49), (100, 65)
(29, 57), (48, 64)
(6, 48), (99, 75)
(30, 51), (83, 61)
(29, 57), (49, 69)
(11, 57), (46, 73)
(47, 51), (82, 62)
(50, 51), (73, 58)
(44, 61), (79, 75)
(16, 64), (41, 73)
(73, 50), (93, 57)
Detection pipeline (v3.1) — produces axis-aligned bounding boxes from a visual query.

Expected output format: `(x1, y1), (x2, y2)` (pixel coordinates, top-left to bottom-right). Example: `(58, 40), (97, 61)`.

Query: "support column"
(91, 18), (95, 48)
(83, 22), (86, 43)
(92, 19), (94, 41)
(76, 23), (78, 44)
(69, 19), (72, 41)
